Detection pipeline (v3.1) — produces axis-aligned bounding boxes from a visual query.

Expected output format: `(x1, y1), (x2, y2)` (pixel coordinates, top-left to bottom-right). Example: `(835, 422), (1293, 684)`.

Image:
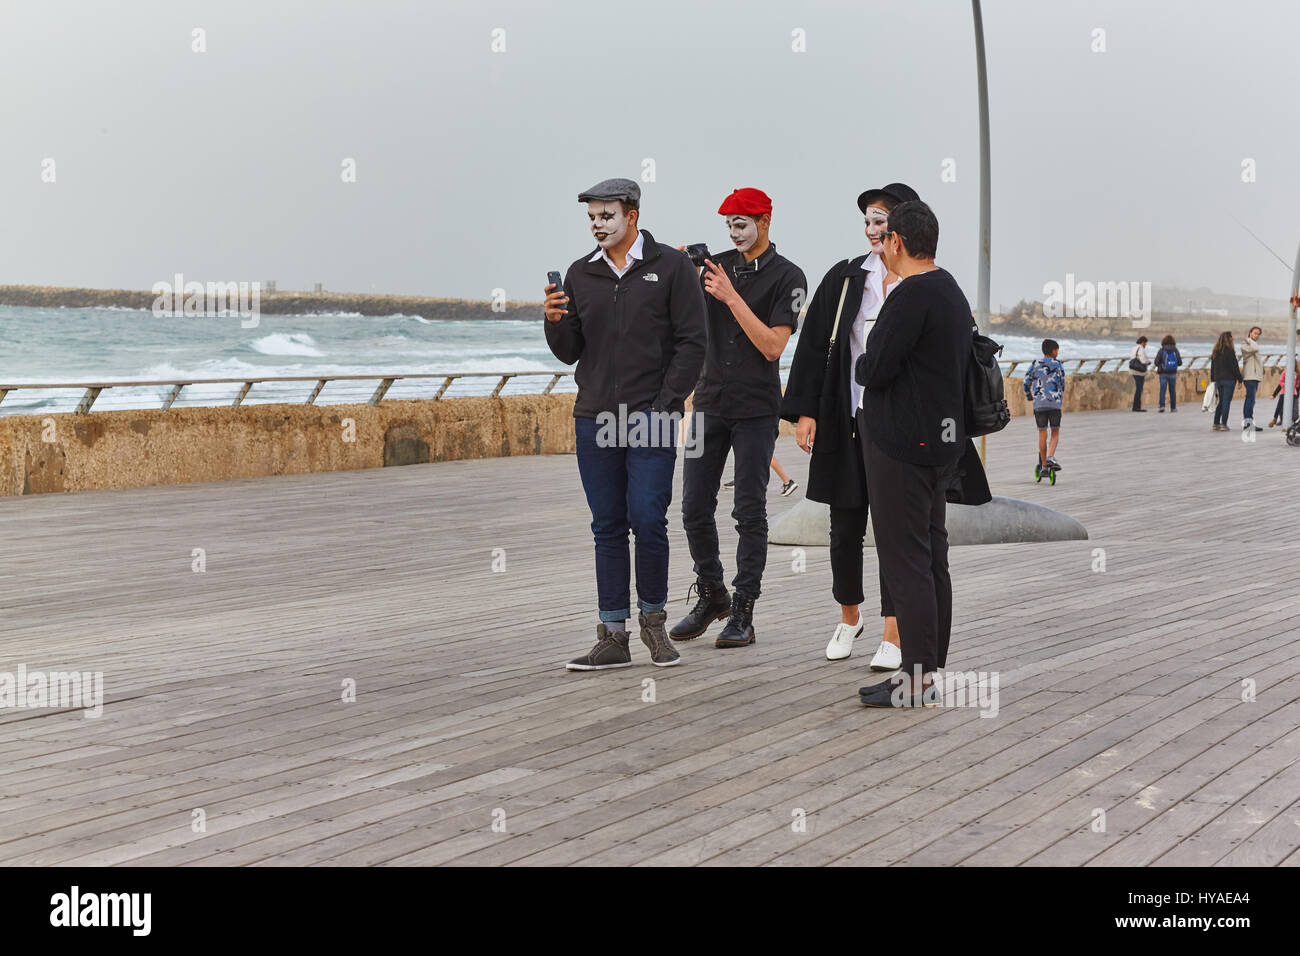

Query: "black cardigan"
(782, 258), (990, 508)
(855, 268), (971, 468)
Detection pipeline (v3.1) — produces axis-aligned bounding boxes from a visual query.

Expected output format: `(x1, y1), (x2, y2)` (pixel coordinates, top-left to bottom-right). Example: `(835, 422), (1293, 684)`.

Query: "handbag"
(823, 277), (852, 375)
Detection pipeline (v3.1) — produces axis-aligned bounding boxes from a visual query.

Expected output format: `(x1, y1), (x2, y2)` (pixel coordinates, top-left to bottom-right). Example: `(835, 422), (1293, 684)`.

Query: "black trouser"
(1132, 374), (1145, 410)
(681, 412), (779, 599)
(828, 433), (893, 615)
(861, 435), (952, 674)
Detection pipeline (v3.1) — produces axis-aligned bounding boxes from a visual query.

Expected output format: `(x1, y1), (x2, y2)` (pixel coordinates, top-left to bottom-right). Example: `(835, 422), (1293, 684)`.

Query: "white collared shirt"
(851, 251), (900, 414)
(589, 230), (645, 279)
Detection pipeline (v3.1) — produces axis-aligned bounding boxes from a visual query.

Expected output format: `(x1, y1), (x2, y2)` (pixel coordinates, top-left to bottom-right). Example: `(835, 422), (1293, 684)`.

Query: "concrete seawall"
(0, 395), (577, 497)
(0, 367), (1283, 496)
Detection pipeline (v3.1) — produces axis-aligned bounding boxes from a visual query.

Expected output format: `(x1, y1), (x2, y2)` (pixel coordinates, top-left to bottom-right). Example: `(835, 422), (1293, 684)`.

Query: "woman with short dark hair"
(782, 185), (911, 668)
(1209, 331), (1243, 431)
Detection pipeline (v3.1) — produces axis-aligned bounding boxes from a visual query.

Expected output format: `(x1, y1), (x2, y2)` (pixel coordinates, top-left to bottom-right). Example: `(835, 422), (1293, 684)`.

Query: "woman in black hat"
(781, 184), (917, 670)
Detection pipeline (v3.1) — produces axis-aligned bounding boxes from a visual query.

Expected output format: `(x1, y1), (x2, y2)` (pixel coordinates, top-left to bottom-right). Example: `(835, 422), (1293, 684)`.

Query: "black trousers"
(681, 412), (779, 598)
(860, 434), (952, 673)
(827, 424), (893, 616)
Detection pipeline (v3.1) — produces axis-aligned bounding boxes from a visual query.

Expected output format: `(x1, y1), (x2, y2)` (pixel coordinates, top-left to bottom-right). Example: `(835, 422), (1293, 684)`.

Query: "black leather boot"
(715, 593), (756, 648)
(669, 580), (730, 641)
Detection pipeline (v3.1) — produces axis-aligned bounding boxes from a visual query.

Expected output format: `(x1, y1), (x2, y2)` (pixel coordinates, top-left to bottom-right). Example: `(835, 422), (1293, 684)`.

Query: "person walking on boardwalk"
(1210, 331), (1243, 432)
(544, 178), (707, 671)
(854, 200), (989, 708)
(1240, 326), (1264, 432)
(1129, 335), (1150, 412)
(781, 183), (916, 670)
(670, 188), (807, 649)
(1154, 334), (1181, 412)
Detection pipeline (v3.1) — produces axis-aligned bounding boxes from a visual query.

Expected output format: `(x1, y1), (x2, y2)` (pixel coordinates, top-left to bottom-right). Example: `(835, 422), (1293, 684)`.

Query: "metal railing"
(0, 354), (1284, 416)
(996, 352), (1299, 376)
(0, 371), (577, 416)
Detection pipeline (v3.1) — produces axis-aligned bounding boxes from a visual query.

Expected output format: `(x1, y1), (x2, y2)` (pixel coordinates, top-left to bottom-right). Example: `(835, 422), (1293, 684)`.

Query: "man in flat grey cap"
(544, 178), (707, 671)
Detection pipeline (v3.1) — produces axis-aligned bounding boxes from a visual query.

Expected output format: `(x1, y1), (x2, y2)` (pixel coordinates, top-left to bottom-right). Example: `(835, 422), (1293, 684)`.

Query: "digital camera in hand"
(685, 243), (712, 267)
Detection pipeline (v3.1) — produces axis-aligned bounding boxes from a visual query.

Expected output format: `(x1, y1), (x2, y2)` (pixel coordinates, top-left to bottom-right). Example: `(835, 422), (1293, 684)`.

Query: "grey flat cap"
(578, 177), (640, 204)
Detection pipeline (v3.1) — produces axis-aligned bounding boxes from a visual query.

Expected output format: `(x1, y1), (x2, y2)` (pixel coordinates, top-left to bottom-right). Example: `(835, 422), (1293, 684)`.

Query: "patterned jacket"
(1022, 357), (1065, 410)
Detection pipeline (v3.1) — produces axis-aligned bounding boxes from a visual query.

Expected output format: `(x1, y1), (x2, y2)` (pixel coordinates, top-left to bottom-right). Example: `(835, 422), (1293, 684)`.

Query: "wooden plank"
(1, 406), (1299, 866)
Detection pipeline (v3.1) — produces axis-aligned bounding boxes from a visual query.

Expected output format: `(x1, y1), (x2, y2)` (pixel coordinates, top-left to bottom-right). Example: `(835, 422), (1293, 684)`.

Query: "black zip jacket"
(1210, 349), (1243, 383)
(855, 268), (972, 468)
(546, 229), (707, 418)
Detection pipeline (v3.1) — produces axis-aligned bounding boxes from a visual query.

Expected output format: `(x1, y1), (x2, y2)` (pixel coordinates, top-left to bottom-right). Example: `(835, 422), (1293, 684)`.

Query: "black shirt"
(855, 268), (972, 468)
(691, 243), (806, 418)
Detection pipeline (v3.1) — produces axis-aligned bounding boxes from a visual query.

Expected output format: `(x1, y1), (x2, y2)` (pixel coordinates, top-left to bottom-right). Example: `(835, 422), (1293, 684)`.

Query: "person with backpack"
(854, 200), (990, 707)
(1023, 339), (1066, 474)
(1153, 334), (1181, 412)
(1210, 331), (1243, 432)
(1129, 335), (1151, 412)
(1240, 326), (1264, 432)
(781, 182), (916, 670)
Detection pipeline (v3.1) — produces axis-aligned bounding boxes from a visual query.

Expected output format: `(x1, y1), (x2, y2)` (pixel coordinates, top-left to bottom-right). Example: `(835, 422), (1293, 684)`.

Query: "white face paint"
(726, 215), (760, 253)
(588, 201), (630, 249)
(864, 203), (890, 253)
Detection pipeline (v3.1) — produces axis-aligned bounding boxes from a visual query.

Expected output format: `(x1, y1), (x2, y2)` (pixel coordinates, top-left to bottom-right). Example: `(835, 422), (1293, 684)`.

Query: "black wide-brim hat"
(857, 182), (920, 213)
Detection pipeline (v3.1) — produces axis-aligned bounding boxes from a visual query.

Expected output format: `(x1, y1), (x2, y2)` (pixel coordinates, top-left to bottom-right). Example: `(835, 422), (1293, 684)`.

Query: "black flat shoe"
(858, 676), (939, 708)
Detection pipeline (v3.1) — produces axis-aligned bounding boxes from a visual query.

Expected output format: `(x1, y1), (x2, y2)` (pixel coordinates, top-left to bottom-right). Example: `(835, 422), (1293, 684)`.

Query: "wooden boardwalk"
(2, 404), (1299, 867)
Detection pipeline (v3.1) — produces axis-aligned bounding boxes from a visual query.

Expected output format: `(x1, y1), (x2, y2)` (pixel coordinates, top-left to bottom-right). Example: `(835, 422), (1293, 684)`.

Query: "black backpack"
(966, 327), (1011, 437)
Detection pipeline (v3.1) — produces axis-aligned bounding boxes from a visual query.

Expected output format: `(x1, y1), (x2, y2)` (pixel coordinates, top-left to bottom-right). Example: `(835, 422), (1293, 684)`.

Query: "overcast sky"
(2, 0), (1297, 309)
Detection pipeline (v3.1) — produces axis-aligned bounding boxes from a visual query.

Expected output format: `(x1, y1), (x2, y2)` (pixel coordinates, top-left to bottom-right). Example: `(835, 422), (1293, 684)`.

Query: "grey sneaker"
(638, 611), (681, 667)
(566, 624), (633, 671)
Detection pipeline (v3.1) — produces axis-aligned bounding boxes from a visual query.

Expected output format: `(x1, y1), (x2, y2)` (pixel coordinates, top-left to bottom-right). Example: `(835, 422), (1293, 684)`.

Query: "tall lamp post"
(1288, 243), (1299, 426)
(972, 0), (991, 463)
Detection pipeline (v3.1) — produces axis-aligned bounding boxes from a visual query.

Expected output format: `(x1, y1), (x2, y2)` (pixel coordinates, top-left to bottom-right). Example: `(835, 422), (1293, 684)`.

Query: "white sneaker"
(868, 640), (902, 671)
(826, 620), (864, 660)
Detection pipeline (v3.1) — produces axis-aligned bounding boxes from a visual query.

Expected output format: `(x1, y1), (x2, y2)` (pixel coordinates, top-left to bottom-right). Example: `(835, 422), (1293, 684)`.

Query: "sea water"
(0, 304), (1214, 416)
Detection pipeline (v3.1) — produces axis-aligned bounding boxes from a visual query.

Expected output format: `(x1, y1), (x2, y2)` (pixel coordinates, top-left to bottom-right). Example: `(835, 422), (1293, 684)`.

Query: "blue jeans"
(575, 415), (677, 622)
(1158, 372), (1177, 409)
(1243, 379), (1259, 422)
(681, 413), (779, 599)
(1213, 380), (1235, 426)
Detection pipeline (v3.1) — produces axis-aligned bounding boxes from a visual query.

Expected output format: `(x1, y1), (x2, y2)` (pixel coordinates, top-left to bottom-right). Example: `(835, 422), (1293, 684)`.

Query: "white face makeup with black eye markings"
(588, 201), (629, 249)
(727, 215), (760, 253)
(865, 203), (890, 252)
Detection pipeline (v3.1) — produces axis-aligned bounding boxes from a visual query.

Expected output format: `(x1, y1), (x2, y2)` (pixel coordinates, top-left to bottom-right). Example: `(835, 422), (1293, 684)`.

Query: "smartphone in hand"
(546, 270), (566, 318)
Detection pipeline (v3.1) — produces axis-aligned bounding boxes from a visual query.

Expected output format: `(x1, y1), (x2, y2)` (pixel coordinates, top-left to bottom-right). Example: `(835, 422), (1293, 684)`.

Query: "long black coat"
(782, 256), (991, 509)
(781, 256), (871, 508)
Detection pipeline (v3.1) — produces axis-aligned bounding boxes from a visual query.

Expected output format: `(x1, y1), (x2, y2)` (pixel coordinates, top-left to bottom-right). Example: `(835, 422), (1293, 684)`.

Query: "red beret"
(717, 187), (772, 217)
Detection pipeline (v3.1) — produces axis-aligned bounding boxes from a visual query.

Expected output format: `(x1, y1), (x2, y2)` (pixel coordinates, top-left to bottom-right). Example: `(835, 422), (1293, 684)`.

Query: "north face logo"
(642, 273), (658, 282)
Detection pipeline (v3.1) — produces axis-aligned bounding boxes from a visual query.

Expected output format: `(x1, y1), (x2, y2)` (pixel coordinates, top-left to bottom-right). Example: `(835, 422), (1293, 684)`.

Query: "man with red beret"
(670, 187), (807, 648)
